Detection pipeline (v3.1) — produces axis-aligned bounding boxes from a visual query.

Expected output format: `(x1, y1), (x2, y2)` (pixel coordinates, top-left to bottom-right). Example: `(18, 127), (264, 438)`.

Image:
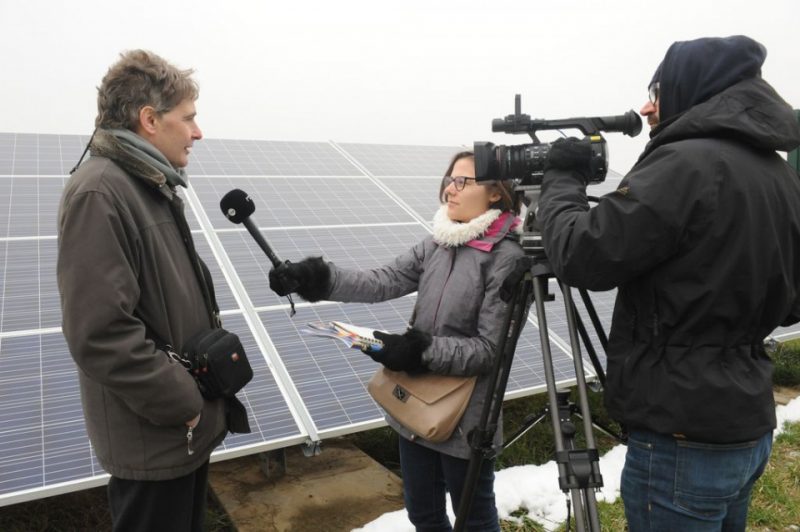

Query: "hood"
(653, 35), (766, 123)
(640, 37), (800, 159)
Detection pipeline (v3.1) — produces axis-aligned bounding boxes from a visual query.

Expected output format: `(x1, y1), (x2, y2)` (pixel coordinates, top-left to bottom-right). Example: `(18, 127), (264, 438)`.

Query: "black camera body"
(474, 95), (642, 185)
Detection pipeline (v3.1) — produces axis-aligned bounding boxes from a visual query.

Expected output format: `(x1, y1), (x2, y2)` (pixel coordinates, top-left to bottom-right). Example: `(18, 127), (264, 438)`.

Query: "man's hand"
(268, 257), (331, 302)
(544, 137), (596, 184)
(363, 328), (432, 373)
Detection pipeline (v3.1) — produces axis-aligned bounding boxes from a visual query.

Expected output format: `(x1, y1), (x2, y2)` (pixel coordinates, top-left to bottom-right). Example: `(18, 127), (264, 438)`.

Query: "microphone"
(220, 189), (282, 267)
(220, 189), (296, 315)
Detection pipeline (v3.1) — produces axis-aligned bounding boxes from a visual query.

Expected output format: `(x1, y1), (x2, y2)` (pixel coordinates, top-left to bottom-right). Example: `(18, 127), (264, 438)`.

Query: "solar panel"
(5, 130), (795, 510)
(215, 224), (430, 309)
(187, 139), (363, 176)
(336, 142), (463, 177)
(0, 134), (90, 176)
(377, 177), (443, 223)
(192, 177), (418, 229)
(0, 238), (60, 334)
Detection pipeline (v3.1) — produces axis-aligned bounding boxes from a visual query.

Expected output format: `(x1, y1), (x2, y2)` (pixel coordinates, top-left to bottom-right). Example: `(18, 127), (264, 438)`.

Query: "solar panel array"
(0, 132), (797, 508)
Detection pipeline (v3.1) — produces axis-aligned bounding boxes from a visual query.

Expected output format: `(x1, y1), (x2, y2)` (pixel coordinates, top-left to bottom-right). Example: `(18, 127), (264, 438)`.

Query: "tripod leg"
(560, 282), (603, 531)
(453, 266), (531, 532)
(531, 277), (591, 529)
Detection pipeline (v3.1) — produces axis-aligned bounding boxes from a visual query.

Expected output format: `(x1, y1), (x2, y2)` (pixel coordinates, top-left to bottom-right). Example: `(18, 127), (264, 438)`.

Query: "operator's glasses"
(648, 82), (660, 104)
(443, 175), (477, 191)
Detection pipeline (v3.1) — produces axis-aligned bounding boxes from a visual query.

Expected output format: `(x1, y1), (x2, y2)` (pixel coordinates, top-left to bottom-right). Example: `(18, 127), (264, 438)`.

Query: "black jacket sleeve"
(537, 144), (716, 290)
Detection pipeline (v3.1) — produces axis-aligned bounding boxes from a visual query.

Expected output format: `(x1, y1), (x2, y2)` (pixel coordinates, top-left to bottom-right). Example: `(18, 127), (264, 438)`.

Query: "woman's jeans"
(621, 428), (773, 532)
(399, 436), (500, 532)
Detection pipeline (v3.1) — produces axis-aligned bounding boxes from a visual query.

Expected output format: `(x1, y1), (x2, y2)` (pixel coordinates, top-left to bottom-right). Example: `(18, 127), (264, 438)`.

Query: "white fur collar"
(432, 206), (502, 247)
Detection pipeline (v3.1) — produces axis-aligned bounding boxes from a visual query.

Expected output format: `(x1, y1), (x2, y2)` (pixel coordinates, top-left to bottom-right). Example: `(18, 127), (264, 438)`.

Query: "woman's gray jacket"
(328, 234), (524, 458)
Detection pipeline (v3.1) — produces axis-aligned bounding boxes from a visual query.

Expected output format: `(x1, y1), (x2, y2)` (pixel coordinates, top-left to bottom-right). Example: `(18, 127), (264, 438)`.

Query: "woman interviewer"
(268, 151), (523, 531)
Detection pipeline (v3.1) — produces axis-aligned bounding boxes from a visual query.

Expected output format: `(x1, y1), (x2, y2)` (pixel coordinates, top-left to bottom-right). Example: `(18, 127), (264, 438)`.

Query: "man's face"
(148, 98), (203, 168)
(640, 82), (660, 130)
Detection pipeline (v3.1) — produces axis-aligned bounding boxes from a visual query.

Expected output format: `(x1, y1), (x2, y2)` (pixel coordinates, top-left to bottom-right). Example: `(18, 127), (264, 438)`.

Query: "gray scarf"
(108, 128), (189, 188)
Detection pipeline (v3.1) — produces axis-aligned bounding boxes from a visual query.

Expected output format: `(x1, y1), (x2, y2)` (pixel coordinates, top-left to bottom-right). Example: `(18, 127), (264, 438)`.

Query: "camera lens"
(503, 144), (550, 182)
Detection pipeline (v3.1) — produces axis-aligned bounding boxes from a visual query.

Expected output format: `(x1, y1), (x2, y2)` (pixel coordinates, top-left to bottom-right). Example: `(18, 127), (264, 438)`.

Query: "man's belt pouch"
(368, 368), (476, 443)
(182, 328), (253, 399)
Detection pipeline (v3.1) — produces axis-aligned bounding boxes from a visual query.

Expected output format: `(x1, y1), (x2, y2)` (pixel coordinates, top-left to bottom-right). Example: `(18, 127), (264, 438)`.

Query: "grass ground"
(1, 341), (798, 531)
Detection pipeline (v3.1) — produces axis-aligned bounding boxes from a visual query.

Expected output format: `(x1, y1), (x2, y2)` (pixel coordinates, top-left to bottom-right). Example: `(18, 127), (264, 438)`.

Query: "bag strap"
(166, 194), (221, 329)
(69, 128), (98, 175)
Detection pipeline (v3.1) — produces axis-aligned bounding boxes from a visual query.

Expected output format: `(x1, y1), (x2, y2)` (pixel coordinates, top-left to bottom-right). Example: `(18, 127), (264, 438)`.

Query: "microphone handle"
(242, 217), (282, 267)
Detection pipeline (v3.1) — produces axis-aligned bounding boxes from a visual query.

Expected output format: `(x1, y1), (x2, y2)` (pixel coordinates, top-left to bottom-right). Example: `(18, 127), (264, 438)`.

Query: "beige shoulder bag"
(368, 368), (476, 443)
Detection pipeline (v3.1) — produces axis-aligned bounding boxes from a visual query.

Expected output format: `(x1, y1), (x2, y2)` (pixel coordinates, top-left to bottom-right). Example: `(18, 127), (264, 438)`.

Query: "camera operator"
(57, 51), (230, 532)
(538, 35), (800, 530)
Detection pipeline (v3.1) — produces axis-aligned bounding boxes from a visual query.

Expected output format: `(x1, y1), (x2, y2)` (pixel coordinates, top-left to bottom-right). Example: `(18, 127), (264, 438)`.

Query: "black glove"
(544, 137), (596, 184)
(364, 328), (432, 373)
(268, 257), (331, 302)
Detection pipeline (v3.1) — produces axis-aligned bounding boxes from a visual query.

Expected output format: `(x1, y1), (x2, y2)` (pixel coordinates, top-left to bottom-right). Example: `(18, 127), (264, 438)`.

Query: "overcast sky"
(1, 0), (798, 174)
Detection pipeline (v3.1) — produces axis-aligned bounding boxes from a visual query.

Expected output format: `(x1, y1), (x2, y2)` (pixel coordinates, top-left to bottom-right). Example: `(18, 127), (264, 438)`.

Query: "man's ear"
(137, 106), (159, 136)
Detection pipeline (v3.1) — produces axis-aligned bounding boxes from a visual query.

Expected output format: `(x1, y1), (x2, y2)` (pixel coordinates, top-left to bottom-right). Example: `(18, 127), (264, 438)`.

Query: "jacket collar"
(90, 129), (175, 199)
(432, 206), (520, 251)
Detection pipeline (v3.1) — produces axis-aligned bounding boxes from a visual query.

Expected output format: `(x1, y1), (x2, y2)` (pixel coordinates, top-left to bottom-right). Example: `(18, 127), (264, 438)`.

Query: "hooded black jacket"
(538, 39), (800, 443)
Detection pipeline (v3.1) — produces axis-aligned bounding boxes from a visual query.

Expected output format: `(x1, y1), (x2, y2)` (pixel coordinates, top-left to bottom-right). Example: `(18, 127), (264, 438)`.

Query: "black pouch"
(182, 328), (253, 400)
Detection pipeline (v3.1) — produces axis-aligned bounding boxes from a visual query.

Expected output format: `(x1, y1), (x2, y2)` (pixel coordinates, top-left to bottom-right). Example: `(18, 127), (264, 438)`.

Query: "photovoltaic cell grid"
(0, 133), (91, 176)
(0, 238), (60, 334)
(187, 139), (363, 176)
(0, 177), (68, 238)
(377, 177), (444, 223)
(0, 219), (222, 338)
(0, 314), (300, 500)
(200, 314), (302, 452)
(0, 333), (99, 495)
(1, 131), (798, 507)
(192, 176), (417, 229)
(260, 297), (580, 435)
(217, 224), (430, 309)
(337, 143), (464, 177)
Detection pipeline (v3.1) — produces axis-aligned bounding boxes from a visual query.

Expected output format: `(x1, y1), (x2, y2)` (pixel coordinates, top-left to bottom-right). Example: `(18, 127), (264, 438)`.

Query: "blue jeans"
(621, 429), (772, 532)
(398, 436), (500, 532)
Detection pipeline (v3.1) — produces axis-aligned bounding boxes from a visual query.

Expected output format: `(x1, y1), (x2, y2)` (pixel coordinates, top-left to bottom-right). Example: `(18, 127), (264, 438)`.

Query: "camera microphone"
(220, 189), (296, 315)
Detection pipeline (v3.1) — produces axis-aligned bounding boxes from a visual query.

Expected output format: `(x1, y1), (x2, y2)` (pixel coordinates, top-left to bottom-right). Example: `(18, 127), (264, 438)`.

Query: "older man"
(57, 50), (228, 532)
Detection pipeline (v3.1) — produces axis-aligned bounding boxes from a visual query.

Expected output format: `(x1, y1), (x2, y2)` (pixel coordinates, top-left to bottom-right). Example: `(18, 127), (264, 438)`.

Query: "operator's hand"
(362, 328), (432, 373)
(544, 137), (596, 184)
(268, 257), (331, 302)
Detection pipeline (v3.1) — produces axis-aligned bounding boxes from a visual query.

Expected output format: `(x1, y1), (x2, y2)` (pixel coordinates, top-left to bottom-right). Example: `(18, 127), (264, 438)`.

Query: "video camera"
(474, 95), (642, 185)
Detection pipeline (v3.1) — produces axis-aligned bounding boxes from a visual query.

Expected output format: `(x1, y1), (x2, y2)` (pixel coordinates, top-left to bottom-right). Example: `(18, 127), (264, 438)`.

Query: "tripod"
(453, 187), (614, 532)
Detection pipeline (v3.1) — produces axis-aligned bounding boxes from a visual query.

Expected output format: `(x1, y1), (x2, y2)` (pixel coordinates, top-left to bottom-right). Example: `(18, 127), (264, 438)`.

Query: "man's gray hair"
(95, 49), (198, 130)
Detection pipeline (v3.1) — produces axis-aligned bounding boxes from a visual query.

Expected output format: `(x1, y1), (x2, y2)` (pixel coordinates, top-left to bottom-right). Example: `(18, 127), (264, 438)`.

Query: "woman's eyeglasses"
(648, 82), (660, 104)
(443, 175), (476, 191)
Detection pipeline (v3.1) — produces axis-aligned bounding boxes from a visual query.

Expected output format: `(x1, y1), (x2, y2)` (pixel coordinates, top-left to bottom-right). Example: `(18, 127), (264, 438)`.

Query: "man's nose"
(640, 101), (656, 116)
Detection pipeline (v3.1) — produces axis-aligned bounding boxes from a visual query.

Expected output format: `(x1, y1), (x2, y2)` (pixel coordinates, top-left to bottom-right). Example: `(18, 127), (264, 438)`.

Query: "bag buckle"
(393, 385), (409, 402)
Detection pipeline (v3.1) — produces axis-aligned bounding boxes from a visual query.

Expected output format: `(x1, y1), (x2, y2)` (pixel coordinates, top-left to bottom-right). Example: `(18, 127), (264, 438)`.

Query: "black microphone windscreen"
(220, 189), (255, 224)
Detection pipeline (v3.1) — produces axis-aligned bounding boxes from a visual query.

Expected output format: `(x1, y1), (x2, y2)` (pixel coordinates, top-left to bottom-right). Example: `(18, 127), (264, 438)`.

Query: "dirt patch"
(209, 438), (405, 531)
